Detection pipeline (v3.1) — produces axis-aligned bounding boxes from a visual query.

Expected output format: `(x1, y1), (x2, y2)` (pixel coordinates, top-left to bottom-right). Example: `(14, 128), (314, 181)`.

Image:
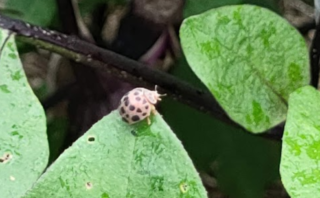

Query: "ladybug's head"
(144, 85), (166, 104)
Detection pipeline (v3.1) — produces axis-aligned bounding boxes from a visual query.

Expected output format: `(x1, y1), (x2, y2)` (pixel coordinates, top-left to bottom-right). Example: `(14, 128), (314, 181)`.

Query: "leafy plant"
(0, 30), (48, 198)
(280, 86), (320, 198)
(180, 5), (310, 133)
(23, 112), (206, 198)
(0, 1), (317, 198)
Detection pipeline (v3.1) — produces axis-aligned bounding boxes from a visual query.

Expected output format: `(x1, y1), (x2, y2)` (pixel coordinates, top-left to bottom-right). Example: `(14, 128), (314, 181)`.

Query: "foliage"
(23, 111), (206, 198)
(1, 0), (56, 26)
(0, 1), (317, 198)
(0, 30), (49, 198)
(180, 5), (310, 133)
(281, 86), (320, 198)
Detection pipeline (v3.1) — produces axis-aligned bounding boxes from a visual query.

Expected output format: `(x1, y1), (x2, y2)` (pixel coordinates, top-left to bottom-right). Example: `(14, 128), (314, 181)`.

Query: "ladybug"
(118, 86), (165, 125)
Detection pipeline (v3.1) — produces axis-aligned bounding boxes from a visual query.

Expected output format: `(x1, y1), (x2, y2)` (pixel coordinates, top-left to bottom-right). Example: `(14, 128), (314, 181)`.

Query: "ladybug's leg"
(147, 117), (151, 125)
(151, 105), (157, 115)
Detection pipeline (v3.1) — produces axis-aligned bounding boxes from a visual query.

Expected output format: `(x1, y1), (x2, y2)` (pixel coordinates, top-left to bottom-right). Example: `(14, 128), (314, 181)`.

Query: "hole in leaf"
(0, 153), (12, 163)
(179, 182), (189, 193)
(86, 182), (93, 189)
(131, 130), (138, 136)
(87, 136), (95, 143)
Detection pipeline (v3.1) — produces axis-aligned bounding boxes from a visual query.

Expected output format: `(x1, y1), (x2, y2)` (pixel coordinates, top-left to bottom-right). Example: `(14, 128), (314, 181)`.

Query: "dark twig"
(310, 16), (320, 88)
(0, 14), (283, 141)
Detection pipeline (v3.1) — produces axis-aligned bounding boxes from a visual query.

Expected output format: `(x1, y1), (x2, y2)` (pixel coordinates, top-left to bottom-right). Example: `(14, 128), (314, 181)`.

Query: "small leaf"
(0, 29), (49, 198)
(280, 86), (320, 198)
(180, 5), (310, 133)
(23, 111), (207, 198)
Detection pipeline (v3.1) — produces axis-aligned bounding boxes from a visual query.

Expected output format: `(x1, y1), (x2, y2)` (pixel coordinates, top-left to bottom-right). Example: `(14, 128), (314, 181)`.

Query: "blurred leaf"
(280, 86), (320, 198)
(184, 0), (242, 18)
(180, 5), (310, 133)
(162, 57), (281, 198)
(0, 29), (49, 198)
(183, 0), (280, 18)
(23, 111), (207, 198)
(33, 83), (48, 101)
(1, 0), (57, 26)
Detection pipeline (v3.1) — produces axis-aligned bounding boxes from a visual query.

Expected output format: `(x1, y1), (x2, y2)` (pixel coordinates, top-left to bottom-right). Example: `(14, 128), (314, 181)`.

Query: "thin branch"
(0, 14), (283, 141)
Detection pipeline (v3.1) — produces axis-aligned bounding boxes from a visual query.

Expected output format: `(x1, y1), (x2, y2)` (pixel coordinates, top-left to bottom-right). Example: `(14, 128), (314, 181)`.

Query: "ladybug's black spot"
(142, 99), (147, 104)
(120, 107), (125, 114)
(145, 105), (149, 109)
(129, 105), (135, 111)
(124, 100), (129, 106)
(135, 97), (141, 101)
(125, 114), (129, 118)
(137, 108), (142, 113)
(134, 92), (140, 96)
(132, 115), (140, 122)
(122, 117), (129, 123)
(142, 113), (147, 116)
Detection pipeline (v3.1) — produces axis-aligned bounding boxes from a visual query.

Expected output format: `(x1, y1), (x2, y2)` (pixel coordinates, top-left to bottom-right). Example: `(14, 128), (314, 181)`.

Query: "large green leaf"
(23, 111), (207, 198)
(1, 0), (56, 26)
(180, 5), (310, 133)
(280, 86), (320, 198)
(0, 30), (48, 198)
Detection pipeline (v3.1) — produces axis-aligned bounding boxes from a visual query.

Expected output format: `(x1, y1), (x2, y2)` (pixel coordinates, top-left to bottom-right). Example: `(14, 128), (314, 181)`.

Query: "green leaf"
(0, 30), (48, 198)
(23, 111), (207, 198)
(180, 5), (310, 133)
(280, 86), (320, 198)
(2, 0), (57, 26)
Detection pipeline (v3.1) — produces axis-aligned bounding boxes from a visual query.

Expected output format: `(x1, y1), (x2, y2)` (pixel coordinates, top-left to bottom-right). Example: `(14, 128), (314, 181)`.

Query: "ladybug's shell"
(118, 88), (154, 124)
